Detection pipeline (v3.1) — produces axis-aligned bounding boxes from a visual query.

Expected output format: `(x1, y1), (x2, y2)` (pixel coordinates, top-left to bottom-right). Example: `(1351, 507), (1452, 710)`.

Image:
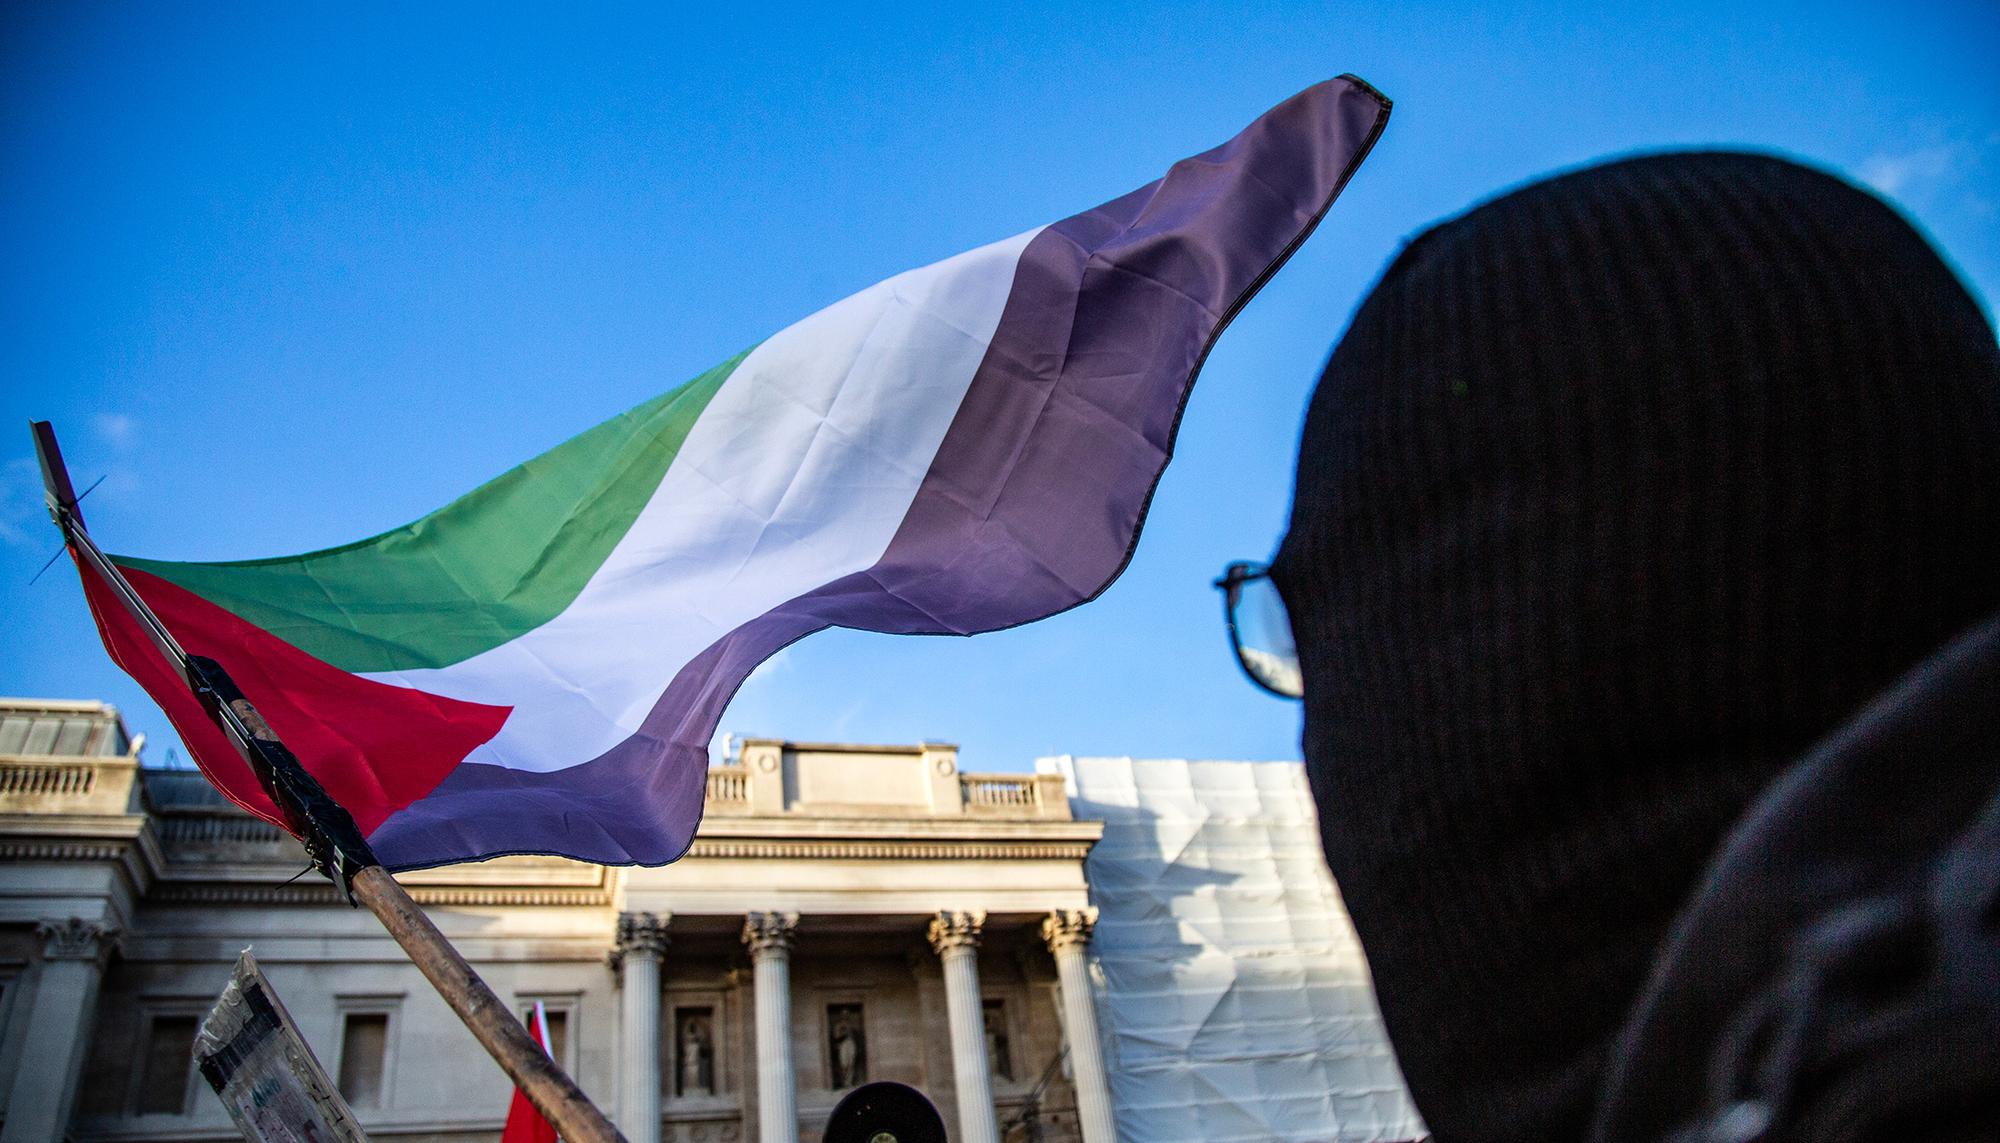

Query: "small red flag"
(500, 1002), (559, 1143)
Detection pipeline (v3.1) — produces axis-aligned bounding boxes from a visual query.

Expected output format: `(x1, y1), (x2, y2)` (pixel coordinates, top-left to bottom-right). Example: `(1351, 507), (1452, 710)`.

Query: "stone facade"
(0, 703), (1108, 1143)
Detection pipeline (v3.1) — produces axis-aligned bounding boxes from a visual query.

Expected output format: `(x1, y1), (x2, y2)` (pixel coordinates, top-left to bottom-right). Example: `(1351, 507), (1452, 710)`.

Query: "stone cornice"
(0, 816), (165, 897)
(685, 837), (1093, 861)
(89, 834), (1087, 914)
(0, 839), (130, 863)
(0, 812), (148, 839)
(11, 807), (1102, 874)
(146, 883), (614, 907)
(694, 816), (1101, 844)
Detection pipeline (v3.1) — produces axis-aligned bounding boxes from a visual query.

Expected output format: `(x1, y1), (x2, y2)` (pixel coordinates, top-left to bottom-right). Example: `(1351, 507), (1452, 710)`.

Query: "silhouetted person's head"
(1269, 151), (2000, 1141)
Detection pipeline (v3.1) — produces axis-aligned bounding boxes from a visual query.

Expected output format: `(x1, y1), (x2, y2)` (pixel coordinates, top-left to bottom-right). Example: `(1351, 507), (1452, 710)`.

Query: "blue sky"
(4, 1), (1995, 776)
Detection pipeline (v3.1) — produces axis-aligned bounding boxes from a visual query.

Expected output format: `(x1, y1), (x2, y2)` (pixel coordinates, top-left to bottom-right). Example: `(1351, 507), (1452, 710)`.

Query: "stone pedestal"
(742, 912), (798, 1143)
(1044, 908), (1115, 1143)
(929, 910), (999, 1143)
(614, 912), (669, 1143)
(1, 919), (119, 1143)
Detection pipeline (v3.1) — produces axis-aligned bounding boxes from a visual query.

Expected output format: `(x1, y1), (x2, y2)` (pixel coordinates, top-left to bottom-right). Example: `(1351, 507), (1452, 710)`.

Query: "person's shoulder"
(1590, 610), (2000, 1143)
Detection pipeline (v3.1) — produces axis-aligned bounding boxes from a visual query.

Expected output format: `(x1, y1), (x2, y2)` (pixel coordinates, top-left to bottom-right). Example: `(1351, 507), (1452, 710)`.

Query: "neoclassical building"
(1, 700), (1111, 1143)
(0, 698), (1423, 1142)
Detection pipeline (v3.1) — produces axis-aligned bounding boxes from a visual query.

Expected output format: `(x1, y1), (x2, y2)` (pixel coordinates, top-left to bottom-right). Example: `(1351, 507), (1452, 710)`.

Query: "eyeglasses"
(1214, 561), (1303, 699)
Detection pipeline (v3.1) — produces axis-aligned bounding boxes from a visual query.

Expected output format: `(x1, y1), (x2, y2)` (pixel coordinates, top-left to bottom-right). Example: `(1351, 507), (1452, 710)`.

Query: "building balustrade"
(702, 745), (1073, 820)
(959, 772), (1070, 819)
(152, 812), (288, 845)
(704, 766), (749, 805)
(0, 754), (140, 817)
(0, 760), (97, 797)
(961, 774), (1035, 807)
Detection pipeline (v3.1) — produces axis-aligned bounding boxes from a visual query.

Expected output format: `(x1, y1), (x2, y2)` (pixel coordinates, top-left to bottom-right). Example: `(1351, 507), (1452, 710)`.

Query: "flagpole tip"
(29, 419), (85, 530)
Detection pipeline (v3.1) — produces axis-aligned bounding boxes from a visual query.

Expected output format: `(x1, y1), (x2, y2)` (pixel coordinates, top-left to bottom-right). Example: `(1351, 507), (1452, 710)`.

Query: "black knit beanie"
(1269, 152), (2000, 1142)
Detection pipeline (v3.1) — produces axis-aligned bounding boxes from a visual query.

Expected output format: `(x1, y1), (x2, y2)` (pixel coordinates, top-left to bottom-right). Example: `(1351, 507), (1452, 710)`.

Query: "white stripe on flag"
(365, 227), (1042, 772)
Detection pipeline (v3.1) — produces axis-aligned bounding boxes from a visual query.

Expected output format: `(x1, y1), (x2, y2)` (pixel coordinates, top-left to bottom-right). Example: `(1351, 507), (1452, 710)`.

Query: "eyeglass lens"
(1233, 570), (1303, 698)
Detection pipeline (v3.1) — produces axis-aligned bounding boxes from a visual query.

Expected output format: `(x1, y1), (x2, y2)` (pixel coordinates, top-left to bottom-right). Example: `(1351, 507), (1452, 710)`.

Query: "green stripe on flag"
(118, 348), (753, 673)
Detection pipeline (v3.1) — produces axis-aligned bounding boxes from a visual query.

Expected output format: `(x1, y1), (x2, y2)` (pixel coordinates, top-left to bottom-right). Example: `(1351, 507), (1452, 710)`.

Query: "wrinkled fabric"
(79, 78), (1394, 869)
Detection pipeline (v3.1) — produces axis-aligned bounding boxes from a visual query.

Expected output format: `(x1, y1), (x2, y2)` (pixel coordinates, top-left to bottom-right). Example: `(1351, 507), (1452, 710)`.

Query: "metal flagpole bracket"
(184, 652), (380, 898)
(29, 419), (379, 899)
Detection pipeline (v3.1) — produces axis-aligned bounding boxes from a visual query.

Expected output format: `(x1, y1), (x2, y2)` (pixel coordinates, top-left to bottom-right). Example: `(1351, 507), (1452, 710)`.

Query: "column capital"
(609, 911), (670, 973)
(617, 911), (671, 955)
(1040, 907), (1099, 954)
(741, 911), (798, 956)
(927, 909), (986, 955)
(35, 918), (120, 966)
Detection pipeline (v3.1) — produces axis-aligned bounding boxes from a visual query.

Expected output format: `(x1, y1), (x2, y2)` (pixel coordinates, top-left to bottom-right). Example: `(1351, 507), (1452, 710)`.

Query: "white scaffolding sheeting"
(1041, 756), (1427, 1143)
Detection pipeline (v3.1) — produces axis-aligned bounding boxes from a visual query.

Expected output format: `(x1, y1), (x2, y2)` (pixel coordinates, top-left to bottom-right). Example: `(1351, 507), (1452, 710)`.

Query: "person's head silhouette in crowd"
(1228, 152), (2000, 1141)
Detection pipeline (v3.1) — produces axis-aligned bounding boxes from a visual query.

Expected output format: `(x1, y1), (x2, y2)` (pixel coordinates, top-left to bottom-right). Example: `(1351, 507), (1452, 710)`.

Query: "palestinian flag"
(75, 77), (1389, 868)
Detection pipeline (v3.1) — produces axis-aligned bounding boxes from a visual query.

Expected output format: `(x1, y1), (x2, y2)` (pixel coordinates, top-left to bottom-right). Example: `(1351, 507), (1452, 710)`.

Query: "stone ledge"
(0, 840), (132, 863)
(685, 838), (1096, 861)
(695, 816), (1102, 843)
(146, 882), (616, 907)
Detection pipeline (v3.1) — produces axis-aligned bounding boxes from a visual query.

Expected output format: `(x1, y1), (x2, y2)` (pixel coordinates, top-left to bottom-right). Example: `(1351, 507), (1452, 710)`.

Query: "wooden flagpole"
(30, 421), (626, 1143)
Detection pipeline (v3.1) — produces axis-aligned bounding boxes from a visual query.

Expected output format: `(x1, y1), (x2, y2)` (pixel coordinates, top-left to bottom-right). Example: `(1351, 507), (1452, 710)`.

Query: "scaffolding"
(1040, 755), (1427, 1143)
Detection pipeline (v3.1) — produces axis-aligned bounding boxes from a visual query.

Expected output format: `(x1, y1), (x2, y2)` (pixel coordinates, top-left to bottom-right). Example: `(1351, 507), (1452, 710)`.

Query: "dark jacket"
(1592, 610), (2000, 1141)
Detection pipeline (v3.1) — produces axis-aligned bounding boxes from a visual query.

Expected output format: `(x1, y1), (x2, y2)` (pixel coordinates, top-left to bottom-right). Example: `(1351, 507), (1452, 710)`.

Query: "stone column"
(928, 910), (999, 1143)
(1043, 909), (1115, 1143)
(1, 918), (120, 1143)
(741, 912), (799, 1143)
(613, 911), (669, 1143)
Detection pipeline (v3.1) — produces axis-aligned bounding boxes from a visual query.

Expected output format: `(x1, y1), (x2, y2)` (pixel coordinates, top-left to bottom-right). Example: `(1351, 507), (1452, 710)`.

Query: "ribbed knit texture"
(1269, 152), (2000, 1142)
